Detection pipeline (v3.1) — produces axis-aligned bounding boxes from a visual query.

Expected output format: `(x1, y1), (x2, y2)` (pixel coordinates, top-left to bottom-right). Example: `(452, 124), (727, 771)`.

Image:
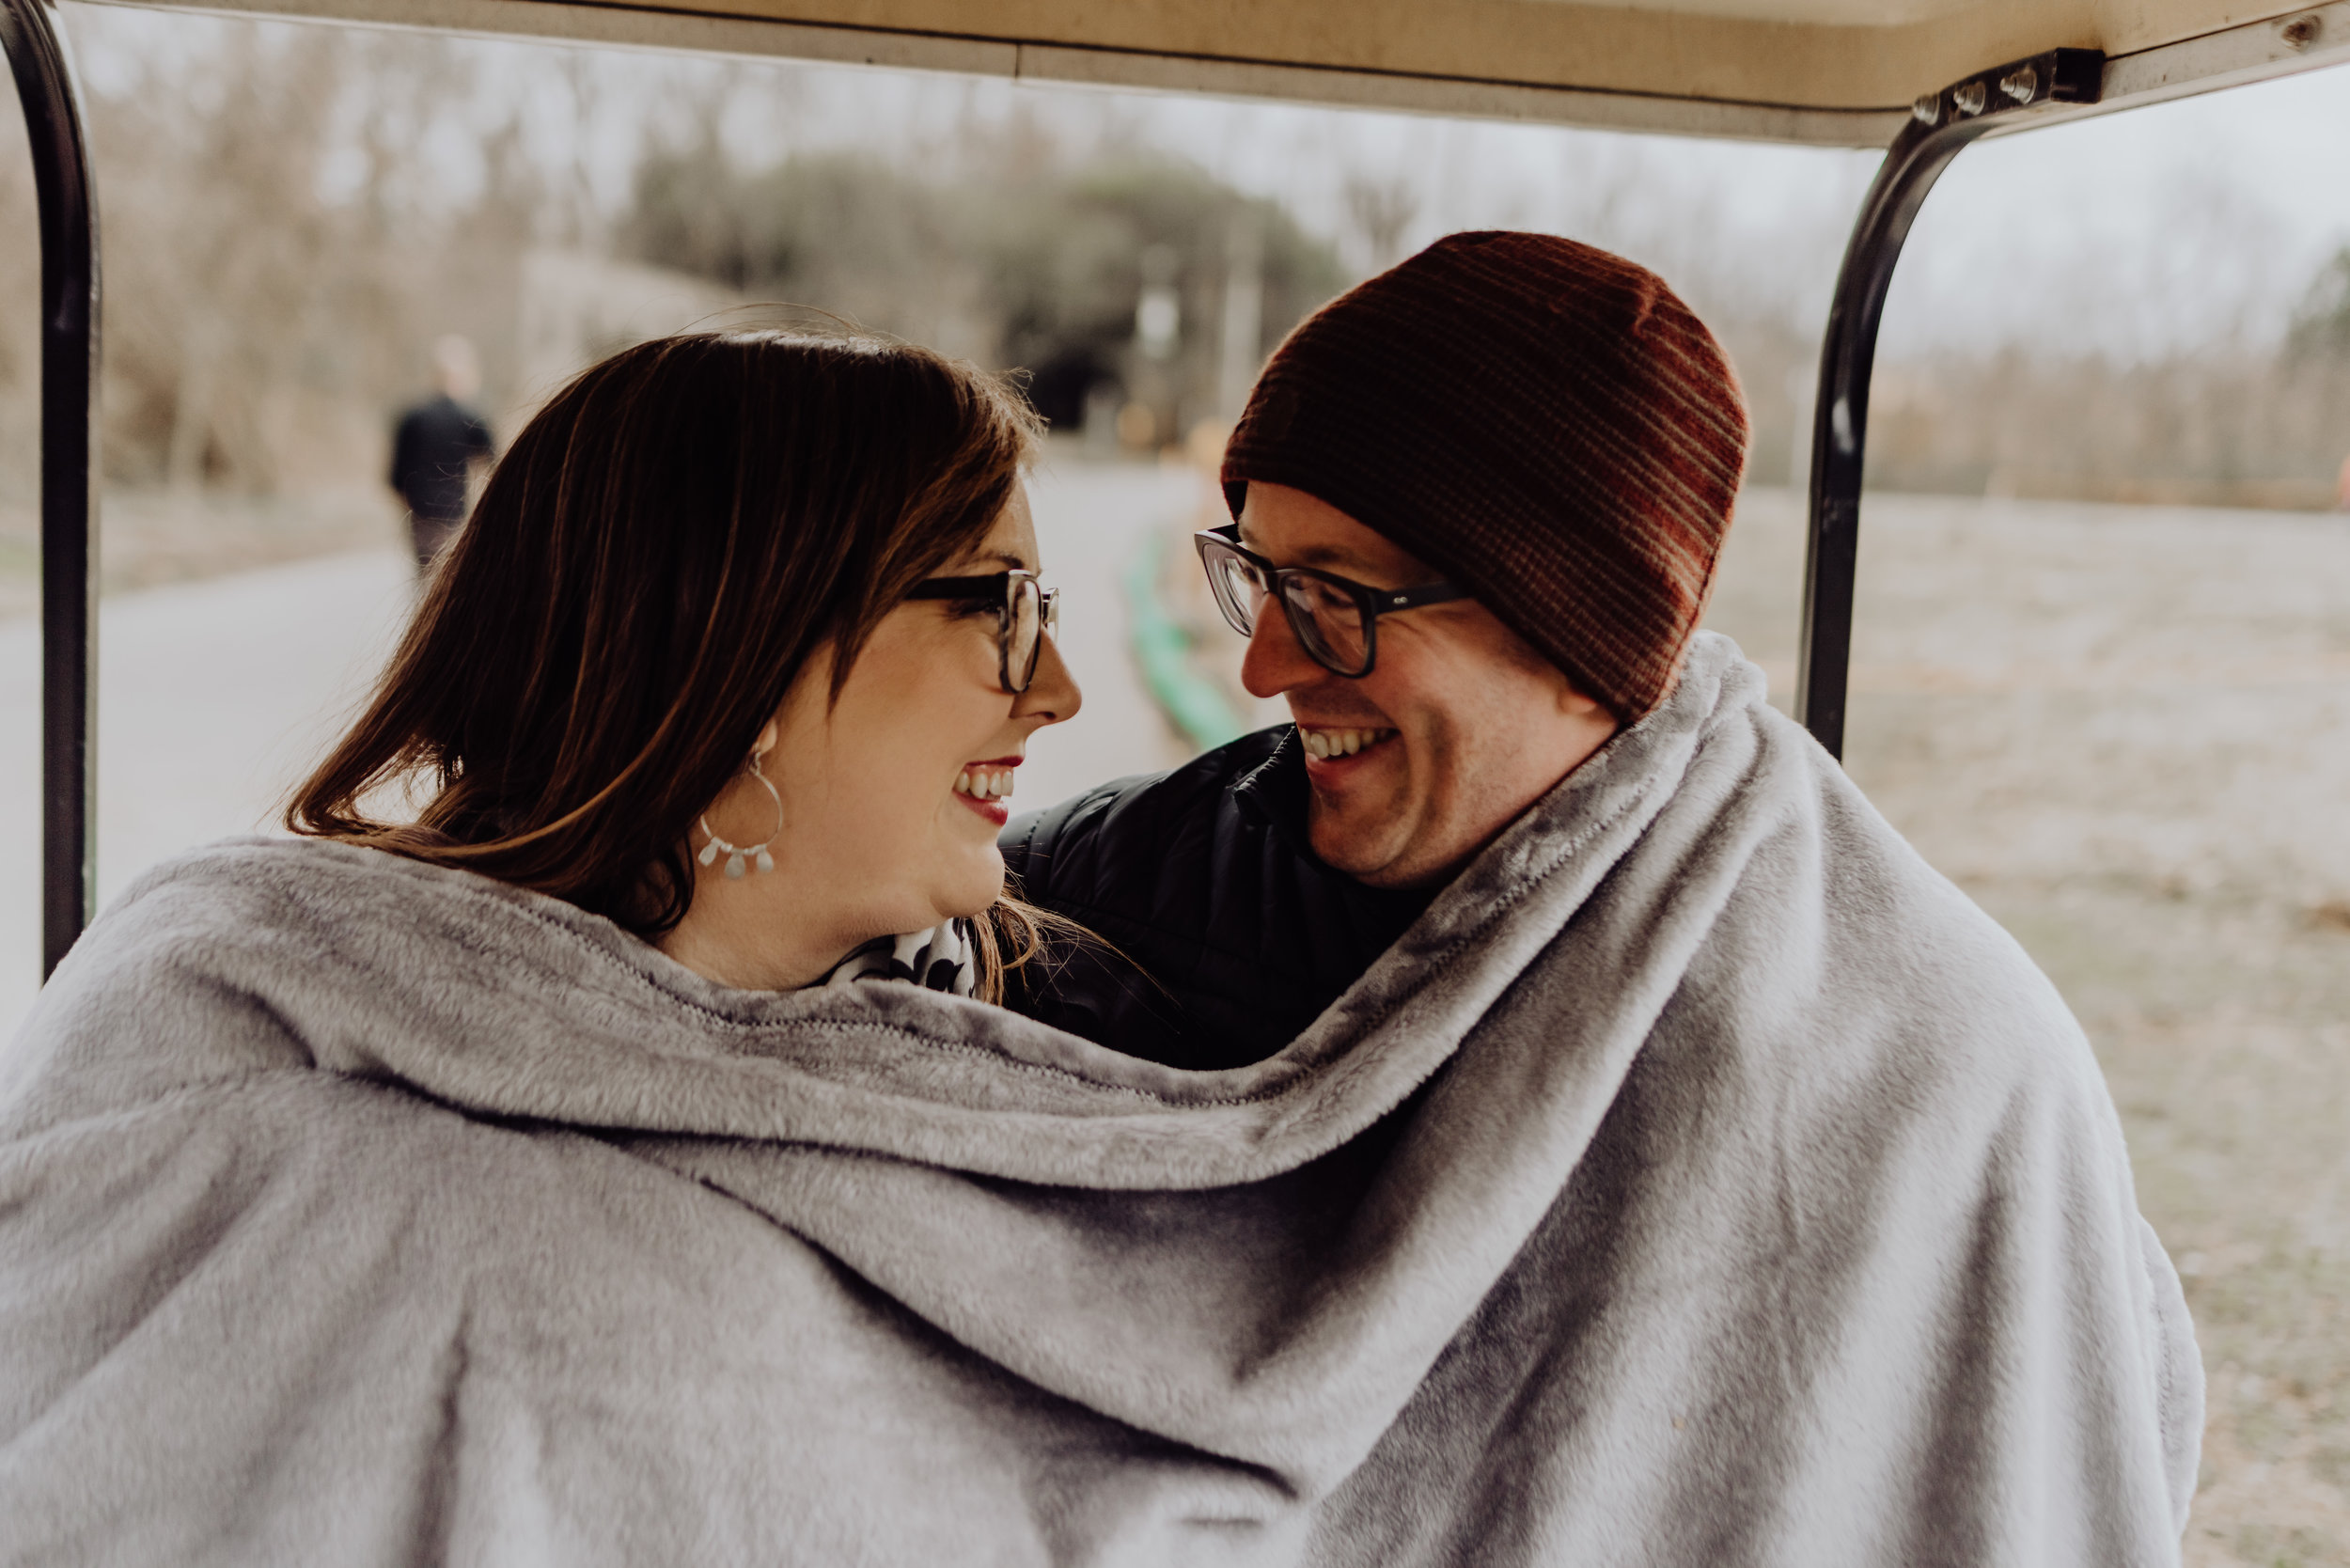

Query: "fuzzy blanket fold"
(0, 632), (2199, 1566)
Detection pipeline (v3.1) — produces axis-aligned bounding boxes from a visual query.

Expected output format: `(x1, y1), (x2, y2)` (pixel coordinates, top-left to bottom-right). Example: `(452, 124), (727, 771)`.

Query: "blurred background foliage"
(0, 8), (2340, 520)
(2291, 249), (2350, 359)
(0, 18), (1351, 508)
(621, 140), (1346, 438)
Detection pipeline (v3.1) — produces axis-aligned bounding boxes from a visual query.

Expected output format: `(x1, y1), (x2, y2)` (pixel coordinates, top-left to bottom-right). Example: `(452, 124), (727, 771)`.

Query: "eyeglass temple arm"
(1372, 581), (1467, 611)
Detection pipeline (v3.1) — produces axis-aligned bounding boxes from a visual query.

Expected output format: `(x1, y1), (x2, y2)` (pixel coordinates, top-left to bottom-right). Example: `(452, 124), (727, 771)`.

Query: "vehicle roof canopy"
(124, 0), (2341, 146)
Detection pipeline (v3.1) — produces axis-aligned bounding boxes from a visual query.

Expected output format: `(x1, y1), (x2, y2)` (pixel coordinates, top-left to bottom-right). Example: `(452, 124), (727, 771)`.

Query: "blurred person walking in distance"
(389, 334), (495, 572)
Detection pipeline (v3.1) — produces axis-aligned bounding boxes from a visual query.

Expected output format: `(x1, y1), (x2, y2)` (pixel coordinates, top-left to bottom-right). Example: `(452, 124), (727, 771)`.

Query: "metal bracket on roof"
(0, 0), (100, 977)
(1794, 49), (2102, 760)
(1904, 47), (2103, 133)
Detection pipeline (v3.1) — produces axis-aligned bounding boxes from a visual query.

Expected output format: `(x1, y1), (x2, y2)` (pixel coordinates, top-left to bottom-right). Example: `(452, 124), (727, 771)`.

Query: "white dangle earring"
(697, 749), (783, 880)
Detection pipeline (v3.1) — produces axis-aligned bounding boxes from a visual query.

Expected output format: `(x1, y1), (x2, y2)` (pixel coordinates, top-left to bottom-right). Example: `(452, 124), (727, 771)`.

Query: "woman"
(309, 328), (1080, 1000)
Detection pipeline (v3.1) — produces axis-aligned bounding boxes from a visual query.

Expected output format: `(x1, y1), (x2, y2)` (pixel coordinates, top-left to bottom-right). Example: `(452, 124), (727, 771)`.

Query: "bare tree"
(1342, 173), (1418, 274)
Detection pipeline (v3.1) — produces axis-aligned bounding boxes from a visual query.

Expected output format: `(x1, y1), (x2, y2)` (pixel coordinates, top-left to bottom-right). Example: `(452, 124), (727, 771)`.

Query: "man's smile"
(1298, 725), (1398, 761)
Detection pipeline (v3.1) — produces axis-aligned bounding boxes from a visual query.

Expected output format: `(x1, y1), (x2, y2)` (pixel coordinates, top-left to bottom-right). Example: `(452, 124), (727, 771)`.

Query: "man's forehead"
(1237, 483), (1432, 578)
(1236, 529), (1376, 574)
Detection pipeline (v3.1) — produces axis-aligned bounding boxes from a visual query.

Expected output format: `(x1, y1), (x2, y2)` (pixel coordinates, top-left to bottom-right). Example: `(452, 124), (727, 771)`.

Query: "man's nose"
(1240, 604), (1322, 698)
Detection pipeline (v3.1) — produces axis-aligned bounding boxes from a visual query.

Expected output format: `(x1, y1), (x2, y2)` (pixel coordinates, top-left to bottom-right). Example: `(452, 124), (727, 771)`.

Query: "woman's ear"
(752, 718), (779, 758)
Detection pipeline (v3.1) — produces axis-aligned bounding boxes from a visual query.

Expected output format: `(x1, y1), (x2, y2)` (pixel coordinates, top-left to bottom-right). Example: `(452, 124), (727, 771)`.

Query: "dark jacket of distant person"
(390, 392), (494, 527)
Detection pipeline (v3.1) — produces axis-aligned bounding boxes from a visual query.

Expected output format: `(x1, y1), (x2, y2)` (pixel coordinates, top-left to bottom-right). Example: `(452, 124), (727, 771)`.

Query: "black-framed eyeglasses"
(904, 570), (1061, 694)
(1193, 524), (1467, 679)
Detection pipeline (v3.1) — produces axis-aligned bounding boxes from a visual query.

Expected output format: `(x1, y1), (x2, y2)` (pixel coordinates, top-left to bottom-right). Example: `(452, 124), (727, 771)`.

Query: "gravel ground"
(1708, 488), (2350, 1567)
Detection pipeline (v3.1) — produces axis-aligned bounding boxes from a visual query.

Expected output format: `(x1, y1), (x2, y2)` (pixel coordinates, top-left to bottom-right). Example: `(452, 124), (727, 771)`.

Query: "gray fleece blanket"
(0, 632), (2199, 1566)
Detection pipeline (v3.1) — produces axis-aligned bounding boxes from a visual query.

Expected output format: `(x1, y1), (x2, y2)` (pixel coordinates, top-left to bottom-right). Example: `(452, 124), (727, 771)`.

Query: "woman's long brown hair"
(290, 329), (1062, 999)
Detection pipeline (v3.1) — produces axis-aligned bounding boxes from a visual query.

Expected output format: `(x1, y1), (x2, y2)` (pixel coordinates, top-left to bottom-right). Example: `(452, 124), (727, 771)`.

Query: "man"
(1005, 232), (1738, 1069)
(388, 334), (496, 572)
(1006, 232), (2201, 1556)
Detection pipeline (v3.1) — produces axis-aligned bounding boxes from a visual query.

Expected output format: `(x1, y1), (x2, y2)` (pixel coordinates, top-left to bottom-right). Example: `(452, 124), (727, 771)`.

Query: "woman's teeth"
(955, 768), (1015, 801)
(1300, 727), (1395, 760)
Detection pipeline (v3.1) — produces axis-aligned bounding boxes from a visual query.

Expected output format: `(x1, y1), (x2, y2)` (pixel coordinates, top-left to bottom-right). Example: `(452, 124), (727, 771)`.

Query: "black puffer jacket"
(999, 727), (1436, 1071)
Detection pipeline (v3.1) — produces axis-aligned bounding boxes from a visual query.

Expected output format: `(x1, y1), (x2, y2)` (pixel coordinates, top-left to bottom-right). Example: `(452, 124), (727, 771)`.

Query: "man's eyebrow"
(1288, 543), (1371, 572)
(1242, 534), (1380, 574)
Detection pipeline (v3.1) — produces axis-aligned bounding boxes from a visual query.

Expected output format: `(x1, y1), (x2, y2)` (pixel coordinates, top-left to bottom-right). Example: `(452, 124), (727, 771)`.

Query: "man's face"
(1237, 482), (1619, 889)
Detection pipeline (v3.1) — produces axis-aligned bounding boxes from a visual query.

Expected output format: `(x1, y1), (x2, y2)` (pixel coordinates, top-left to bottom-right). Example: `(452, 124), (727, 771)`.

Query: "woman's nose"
(1015, 630), (1083, 724)
(1239, 604), (1321, 698)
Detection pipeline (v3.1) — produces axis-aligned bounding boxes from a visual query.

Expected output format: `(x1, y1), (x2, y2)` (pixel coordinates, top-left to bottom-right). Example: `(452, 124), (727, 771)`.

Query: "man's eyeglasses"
(904, 570), (1061, 694)
(1193, 524), (1466, 679)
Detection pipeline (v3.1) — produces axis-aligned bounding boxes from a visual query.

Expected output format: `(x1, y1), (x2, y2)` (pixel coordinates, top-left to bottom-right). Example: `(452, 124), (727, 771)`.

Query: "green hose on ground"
(1122, 528), (1246, 754)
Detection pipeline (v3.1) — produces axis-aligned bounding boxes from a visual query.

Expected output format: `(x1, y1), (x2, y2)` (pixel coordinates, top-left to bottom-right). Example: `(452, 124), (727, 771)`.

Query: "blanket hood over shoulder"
(0, 633), (2200, 1567)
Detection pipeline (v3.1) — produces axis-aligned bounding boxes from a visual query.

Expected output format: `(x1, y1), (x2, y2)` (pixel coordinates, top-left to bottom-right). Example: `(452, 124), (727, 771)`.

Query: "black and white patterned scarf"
(813, 917), (978, 997)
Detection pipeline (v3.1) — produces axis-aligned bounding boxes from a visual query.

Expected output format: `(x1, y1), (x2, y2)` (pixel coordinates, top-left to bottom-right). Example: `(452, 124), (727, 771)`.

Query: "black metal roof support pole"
(1797, 49), (2101, 760)
(0, 0), (98, 977)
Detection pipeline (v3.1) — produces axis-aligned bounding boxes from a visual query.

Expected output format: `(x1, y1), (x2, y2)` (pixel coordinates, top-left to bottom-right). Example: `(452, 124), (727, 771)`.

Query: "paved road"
(0, 551), (416, 1035)
(0, 460), (1200, 1037)
(1017, 462), (1199, 809)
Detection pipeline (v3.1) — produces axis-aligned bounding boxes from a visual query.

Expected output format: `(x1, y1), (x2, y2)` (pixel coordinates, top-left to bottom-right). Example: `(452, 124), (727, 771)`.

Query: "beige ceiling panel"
(110, 0), (2342, 147)
(2093, 0), (2318, 55)
(115, 0), (1025, 71)
(1012, 39), (1909, 144)
(1507, 0), (1974, 21)
(620, 0), (2038, 108)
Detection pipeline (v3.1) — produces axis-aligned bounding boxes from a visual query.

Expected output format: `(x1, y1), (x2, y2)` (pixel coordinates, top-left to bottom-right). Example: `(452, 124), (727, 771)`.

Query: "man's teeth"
(955, 768), (1015, 800)
(1300, 727), (1395, 760)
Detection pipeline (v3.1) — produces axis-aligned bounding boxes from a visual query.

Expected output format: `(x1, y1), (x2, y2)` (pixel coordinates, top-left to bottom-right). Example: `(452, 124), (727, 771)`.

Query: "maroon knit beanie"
(1222, 231), (1748, 722)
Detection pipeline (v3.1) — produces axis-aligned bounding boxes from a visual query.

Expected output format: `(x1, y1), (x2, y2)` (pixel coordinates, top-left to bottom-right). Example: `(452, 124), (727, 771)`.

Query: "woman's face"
(666, 485), (1080, 989)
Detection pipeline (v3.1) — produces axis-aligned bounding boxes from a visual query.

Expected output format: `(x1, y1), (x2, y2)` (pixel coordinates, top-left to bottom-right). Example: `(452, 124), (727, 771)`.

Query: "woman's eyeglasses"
(1193, 524), (1466, 679)
(904, 570), (1061, 694)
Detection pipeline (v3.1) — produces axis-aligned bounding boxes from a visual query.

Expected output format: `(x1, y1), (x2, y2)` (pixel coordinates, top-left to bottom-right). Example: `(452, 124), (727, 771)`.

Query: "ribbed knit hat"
(1222, 231), (1748, 722)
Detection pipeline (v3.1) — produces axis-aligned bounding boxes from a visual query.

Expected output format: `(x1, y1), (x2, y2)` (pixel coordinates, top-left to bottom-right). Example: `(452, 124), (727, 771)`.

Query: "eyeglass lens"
(1006, 577), (1041, 691)
(1200, 542), (1371, 678)
(1280, 575), (1369, 674)
(1201, 549), (1261, 638)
